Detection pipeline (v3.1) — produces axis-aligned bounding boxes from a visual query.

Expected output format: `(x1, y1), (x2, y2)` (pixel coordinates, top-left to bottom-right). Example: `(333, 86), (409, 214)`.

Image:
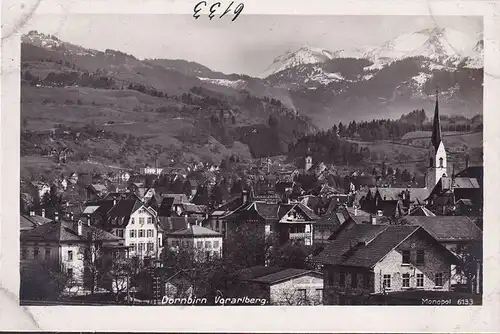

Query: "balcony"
(289, 232), (311, 240)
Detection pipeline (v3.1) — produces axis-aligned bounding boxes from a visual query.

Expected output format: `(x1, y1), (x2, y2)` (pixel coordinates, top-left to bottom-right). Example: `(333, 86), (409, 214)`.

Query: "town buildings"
(315, 224), (459, 305)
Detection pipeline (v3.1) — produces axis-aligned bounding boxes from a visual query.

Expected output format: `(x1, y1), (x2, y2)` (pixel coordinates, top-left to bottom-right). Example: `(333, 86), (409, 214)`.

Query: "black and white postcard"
(1, 0), (500, 332)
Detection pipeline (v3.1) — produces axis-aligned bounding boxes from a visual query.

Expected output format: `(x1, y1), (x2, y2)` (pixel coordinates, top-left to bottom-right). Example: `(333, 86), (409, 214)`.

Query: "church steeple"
(426, 88), (448, 190)
(431, 88), (442, 151)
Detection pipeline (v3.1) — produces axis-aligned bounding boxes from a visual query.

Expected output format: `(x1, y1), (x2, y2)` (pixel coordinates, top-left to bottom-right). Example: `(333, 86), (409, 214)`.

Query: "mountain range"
(20, 27), (483, 176)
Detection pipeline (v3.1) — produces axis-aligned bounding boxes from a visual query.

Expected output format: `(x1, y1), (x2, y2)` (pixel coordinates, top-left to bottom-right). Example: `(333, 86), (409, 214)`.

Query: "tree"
(224, 224), (276, 268)
(453, 243), (483, 294)
(41, 185), (63, 219)
(268, 242), (314, 270)
(182, 179), (192, 197)
(20, 261), (72, 301)
(401, 169), (412, 182)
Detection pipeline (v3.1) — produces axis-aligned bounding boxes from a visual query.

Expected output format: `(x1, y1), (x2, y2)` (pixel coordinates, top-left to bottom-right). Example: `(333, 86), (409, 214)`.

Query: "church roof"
(431, 90), (442, 151)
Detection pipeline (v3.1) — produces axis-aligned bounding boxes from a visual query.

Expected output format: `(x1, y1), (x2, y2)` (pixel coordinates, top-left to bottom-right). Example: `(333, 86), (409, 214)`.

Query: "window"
(147, 242), (154, 252)
(21, 248), (28, 260)
(139, 217), (145, 225)
(363, 273), (370, 289)
(138, 243), (145, 252)
(117, 229), (124, 238)
(139, 229), (145, 238)
(328, 271), (335, 286)
(316, 289), (323, 303)
(147, 217), (153, 224)
(439, 157), (444, 168)
(33, 247), (39, 259)
(147, 229), (154, 238)
(339, 272), (346, 287)
(383, 274), (391, 289)
(67, 268), (73, 278)
(67, 250), (73, 261)
(351, 272), (358, 288)
(205, 241), (212, 248)
(416, 273), (424, 287)
(402, 273), (410, 288)
(197, 241), (203, 248)
(402, 250), (411, 264)
(213, 240), (220, 249)
(45, 248), (51, 259)
(435, 273), (444, 287)
(215, 221), (219, 230)
(297, 289), (307, 304)
(130, 243), (136, 252)
(416, 250), (425, 265)
(130, 229), (136, 238)
(205, 251), (211, 260)
(131, 218), (135, 224)
(305, 224), (311, 233)
(158, 237), (162, 247)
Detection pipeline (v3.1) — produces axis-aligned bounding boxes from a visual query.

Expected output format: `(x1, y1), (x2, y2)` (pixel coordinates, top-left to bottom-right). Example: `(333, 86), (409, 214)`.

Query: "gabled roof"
(20, 215), (41, 231)
(107, 199), (142, 218)
(399, 216), (482, 242)
(21, 220), (120, 243)
(441, 177), (480, 190)
(88, 183), (108, 193)
(315, 224), (456, 268)
(238, 266), (322, 285)
(408, 206), (436, 217)
(167, 224), (221, 237)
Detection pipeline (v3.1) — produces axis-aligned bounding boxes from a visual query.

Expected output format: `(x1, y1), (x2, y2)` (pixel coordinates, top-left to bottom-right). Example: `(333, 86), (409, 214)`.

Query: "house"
(426, 176), (482, 216)
(28, 181), (51, 200)
(225, 197), (319, 246)
(20, 218), (126, 292)
(206, 192), (247, 235)
(20, 210), (53, 231)
(105, 199), (163, 259)
(398, 215), (482, 293)
(86, 183), (108, 202)
(229, 266), (324, 305)
(315, 224), (459, 305)
(165, 223), (222, 261)
(360, 187), (430, 218)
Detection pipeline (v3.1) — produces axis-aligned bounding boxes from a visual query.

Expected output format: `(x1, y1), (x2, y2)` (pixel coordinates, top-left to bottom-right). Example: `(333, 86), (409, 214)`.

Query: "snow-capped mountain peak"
(259, 46), (336, 78)
(364, 27), (482, 67)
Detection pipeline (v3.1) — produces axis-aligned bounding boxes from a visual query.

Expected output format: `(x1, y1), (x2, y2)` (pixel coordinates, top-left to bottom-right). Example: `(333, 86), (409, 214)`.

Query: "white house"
(166, 223), (222, 261)
(105, 199), (163, 259)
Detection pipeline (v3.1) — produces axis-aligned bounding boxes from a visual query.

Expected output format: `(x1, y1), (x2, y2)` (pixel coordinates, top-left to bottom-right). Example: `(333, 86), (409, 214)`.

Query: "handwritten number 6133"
(193, 1), (244, 21)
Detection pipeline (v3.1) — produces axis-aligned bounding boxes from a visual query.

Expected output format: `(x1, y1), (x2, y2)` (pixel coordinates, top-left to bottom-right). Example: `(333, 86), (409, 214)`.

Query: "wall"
(323, 265), (374, 305)
(166, 235), (223, 260)
(373, 231), (452, 294)
(269, 274), (324, 305)
(125, 208), (159, 258)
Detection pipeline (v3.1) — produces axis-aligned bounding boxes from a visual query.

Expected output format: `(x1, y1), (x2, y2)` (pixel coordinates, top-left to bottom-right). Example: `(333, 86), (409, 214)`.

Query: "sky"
(21, 14), (482, 76)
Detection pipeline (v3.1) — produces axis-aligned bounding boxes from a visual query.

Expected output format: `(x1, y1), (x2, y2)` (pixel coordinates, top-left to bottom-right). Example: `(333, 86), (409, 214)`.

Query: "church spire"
(431, 88), (442, 151)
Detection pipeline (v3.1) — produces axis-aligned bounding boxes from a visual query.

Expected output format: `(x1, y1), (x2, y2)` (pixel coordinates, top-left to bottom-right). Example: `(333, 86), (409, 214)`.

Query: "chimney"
(86, 214), (91, 226)
(70, 213), (74, 221)
(30, 210), (35, 217)
(113, 197), (117, 206)
(370, 215), (376, 225)
(54, 212), (59, 222)
(242, 190), (248, 203)
(354, 207), (358, 216)
(41, 209), (46, 218)
(77, 221), (83, 236)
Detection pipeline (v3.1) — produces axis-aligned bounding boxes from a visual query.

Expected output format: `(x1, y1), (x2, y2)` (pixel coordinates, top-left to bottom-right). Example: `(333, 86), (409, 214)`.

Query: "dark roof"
(431, 92), (442, 151)
(455, 166), (483, 188)
(158, 197), (175, 217)
(20, 215), (39, 231)
(107, 199), (142, 218)
(85, 200), (115, 216)
(158, 217), (201, 233)
(239, 266), (322, 285)
(315, 224), (422, 268)
(21, 220), (120, 243)
(399, 216), (482, 242)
